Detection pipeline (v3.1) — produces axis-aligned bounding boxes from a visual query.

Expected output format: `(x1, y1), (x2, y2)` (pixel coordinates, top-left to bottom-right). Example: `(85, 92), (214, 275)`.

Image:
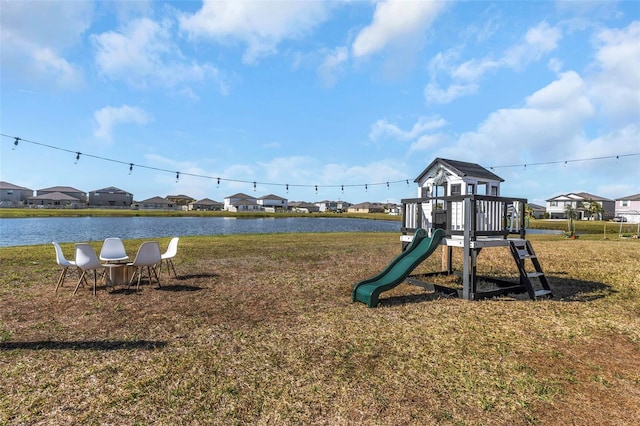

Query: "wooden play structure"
(398, 158), (552, 301)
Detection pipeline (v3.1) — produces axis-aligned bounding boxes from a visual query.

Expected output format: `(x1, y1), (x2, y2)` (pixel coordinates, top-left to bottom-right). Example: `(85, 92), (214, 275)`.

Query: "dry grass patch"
(1, 233), (639, 425)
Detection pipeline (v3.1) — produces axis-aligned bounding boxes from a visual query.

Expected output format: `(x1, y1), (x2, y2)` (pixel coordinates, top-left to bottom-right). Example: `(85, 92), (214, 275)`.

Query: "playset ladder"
(508, 240), (552, 300)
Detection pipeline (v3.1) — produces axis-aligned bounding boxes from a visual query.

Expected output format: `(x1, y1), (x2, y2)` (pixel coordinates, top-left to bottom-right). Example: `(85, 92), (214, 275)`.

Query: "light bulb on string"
(75, 152), (81, 164)
(616, 156), (619, 163)
(253, 181), (256, 192)
(13, 137), (20, 150)
(406, 180), (409, 186)
(365, 184), (368, 192)
(386, 182), (389, 190)
(315, 185), (318, 194)
(217, 178), (220, 188)
(129, 163), (134, 175)
(341, 185), (344, 194)
(176, 172), (180, 183)
(286, 184), (289, 193)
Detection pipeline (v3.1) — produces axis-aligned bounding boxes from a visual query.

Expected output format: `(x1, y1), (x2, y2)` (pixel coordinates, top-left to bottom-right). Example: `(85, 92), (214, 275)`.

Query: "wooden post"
(462, 197), (472, 300)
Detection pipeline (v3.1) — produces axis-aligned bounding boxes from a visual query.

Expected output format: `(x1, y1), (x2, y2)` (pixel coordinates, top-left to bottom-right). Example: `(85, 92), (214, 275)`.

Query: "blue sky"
(1, 0), (639, 206)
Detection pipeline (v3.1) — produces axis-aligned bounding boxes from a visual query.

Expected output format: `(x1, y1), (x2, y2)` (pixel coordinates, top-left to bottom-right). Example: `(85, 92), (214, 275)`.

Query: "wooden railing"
(401, 195), (527, 240)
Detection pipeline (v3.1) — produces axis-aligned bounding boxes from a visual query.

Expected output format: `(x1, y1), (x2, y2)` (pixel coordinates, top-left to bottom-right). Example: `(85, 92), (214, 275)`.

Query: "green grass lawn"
(1, 233), (639, 424)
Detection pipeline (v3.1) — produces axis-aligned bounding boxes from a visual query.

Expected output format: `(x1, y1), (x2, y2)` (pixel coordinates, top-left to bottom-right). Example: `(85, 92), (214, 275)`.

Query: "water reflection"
(0, 216), (401, 247)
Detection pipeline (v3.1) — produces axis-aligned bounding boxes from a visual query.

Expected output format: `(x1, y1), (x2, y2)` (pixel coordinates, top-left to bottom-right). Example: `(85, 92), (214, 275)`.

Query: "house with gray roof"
(189, 198), (223, 211)
(88, 186), (133, 207)
(0, 181), (33, 207)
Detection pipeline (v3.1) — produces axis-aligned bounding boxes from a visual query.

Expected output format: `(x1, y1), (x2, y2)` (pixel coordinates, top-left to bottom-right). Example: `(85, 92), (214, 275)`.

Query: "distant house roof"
(29, 192), (81, 202)
(415, 158), (504, 183)
(38, 186), (85, 193)
(0, 181), (32, 191)
(258, 194), (286, 201)
(528, 203), (546, 210)
(573, 192), (613, 202)
(226, 192), (256, 200)
(91, 186), (130, 194)
(616, 193), (640, 201)
(191, 198), (221, 205)
(140, 196), (171, 204)
(547, 192), (613, 202)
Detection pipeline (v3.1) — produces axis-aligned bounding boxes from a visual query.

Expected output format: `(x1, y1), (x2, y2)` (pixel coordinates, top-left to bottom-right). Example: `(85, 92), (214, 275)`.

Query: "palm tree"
(586, 198), (604, 221)
(565, 204), (577, 238)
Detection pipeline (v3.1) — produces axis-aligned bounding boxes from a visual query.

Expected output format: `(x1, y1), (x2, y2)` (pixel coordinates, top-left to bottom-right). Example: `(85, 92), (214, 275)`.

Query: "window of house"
(621, 200), (629, 207)
(451, 184), (461, 196)
(467, 184), (475, 194)
(490, 186), (498, 196)
(550, 201), (557, 207)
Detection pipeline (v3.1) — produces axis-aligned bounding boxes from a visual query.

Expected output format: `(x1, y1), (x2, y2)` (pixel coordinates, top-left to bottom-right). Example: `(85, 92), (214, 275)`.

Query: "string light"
(365, 184), (368, 192)
(217, 177), (220, 188)
(253, 181), (256, 191)
(315, 185), (318, 194)
(2, 133), (639, 195)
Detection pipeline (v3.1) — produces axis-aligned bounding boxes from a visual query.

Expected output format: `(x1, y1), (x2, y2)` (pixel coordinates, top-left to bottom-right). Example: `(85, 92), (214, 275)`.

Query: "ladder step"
(518, 252), (536, 259)
(534, 289), (553, 298)
(527, 272), (544, 278)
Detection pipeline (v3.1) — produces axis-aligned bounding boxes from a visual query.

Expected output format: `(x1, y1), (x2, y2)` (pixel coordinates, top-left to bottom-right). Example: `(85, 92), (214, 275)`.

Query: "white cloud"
(179, 0), (331, 64)
(351, 0), (445, 59)
(0, 0), (91, 88)
(424, 82), (479, 104)
(438, 71), (595, 165)
(588, 21), (640, 126)
(369, 116), (447, 142)
(93, 17), (226, 92)
(426, 21), (563, 104)
(318, 46), (349, 87)
(94, 105), (153, 141)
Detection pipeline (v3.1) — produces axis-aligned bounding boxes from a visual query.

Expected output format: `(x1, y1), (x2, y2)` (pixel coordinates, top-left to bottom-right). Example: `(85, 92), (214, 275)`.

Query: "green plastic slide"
(352, 228), (445, 307)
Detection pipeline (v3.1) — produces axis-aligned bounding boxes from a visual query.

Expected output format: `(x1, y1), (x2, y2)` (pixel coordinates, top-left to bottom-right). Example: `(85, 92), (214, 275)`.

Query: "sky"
(1, 0), (639, 207)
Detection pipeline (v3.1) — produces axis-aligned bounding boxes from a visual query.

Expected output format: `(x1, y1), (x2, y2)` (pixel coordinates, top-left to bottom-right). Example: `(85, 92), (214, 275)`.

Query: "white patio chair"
(127, 241), (162, 291)
(160, 237), (179, 278)
(74, 243), (105, 296)
(99, 237), (129, 262)
(52, 242), (77, 293)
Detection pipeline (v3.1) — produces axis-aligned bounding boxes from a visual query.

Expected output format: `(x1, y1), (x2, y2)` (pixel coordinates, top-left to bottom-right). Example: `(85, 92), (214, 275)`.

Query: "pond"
(0, 216), (402, 247)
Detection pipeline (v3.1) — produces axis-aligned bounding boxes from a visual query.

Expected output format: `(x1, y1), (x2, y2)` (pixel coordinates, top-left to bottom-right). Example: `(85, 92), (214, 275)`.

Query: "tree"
(565, 204), (577, 237)
(585, 198), (604, 221)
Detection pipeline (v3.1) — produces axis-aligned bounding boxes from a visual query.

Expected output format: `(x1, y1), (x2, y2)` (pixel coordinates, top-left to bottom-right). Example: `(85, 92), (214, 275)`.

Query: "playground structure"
(353, 158), (552, 307)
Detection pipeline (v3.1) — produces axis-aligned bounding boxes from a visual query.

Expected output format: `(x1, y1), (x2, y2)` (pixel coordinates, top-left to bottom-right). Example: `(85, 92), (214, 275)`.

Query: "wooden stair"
(508, 240), (552, 300)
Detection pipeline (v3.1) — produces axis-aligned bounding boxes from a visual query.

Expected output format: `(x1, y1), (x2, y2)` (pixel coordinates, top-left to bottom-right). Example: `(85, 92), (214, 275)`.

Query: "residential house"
(224, 193), (261, 212)
(27, 192), (84, 208)
(138, 196), (174, 210)
(36, 186), (86, 204)
(166, 194), (196, 208)
(289, 201), (320, 213)
(545, 192), (614, 220)
(0, 181), (33, 207)
(315, 200), (352, 213)
(189, 198), (223, 211)
(527, 203), (546, 219)
(347, 202), (385, 213)
(615, 193), (640, 223)
(258, 194), (288, 212)
(88, 186), (133, 207)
